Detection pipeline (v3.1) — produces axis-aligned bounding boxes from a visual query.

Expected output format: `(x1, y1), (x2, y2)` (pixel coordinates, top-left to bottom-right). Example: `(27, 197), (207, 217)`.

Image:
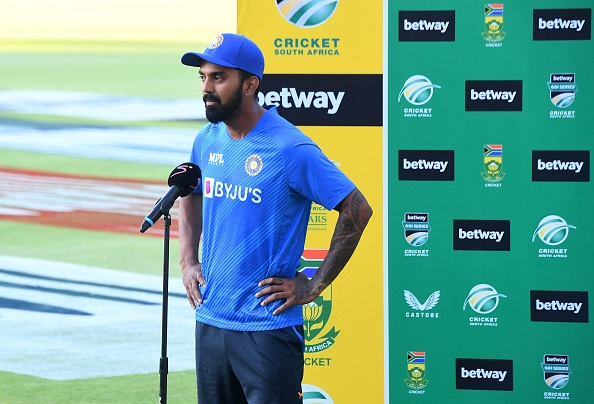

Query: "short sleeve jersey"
(190, 107), (355, 331)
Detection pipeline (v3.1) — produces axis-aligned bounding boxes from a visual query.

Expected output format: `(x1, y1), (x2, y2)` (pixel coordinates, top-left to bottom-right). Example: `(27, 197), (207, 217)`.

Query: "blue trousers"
(195, 321), (305, 404)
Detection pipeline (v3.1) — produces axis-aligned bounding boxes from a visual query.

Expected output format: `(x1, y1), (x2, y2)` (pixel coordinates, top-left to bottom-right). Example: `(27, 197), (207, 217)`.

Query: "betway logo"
(402, 158), (448, 172)
(460, 367), (507, 382)
(531, 290), (589, 323)
(536, 299), (582, 313)
(203, 177), (262, 204)
(459, 229), (504, 242)
(538, 18), (586, 31)
(453, 220), (510, 251)
(403, 19), (450, 33)
(258, 88), (344, 115)
(470, 89), (516, 103)
(537, 159), (583, 173)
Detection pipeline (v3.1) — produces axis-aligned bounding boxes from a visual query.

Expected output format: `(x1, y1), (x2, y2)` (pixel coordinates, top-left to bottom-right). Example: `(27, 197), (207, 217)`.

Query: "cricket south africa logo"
(402, 213), (430, 256)
(405, 351), (429, 392)
(548, 73), (577, 119)
(398, 75), (440, 118)
(302, 384), (335, 403)
(482, 144), (505, 186)
(298, 249), (339, 353)
(533, 215), (576, 258)
(542, 354), (571, 390)
(464, 284), (506, 326)
(276, 0), (339, 28)
(483, 4), (506, 46)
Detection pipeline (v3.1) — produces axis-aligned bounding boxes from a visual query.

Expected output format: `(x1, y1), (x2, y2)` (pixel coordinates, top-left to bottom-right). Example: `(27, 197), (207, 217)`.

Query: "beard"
(204, 83), (244, 123)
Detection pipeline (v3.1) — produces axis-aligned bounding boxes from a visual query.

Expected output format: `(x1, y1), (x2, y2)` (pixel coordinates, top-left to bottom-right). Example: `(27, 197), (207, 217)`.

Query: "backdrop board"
(388, 1), (593, 403)
(238, 1), (384, 403)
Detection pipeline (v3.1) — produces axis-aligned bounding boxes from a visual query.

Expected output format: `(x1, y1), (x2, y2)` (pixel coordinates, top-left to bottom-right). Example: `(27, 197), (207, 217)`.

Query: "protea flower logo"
(463, 284), (506, 314)
(276, 0), (339, 28)
(301, 384), (334, 403)
(532, 215), (576, 246)
(298, 249), (339, 353)
(398, 75), (441, 105)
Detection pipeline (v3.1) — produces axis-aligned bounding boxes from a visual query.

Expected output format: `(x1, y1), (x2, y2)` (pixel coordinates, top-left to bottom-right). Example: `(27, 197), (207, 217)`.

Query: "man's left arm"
(256, 188), (373, 315)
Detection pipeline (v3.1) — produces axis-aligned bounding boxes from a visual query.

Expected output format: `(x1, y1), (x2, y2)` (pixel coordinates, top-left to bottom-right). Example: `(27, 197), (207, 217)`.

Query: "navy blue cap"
(181, 33), (265, 80)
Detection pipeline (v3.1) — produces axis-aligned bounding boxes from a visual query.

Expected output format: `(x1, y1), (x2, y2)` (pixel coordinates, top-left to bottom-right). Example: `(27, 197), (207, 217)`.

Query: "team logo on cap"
(245, 154), (263, 176)
(276, 0), (339, 28)
(208, 35), (224, 49)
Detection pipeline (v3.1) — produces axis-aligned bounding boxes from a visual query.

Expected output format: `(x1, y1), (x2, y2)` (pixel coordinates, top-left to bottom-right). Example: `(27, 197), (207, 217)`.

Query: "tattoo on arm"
(310, 189), (372, 296)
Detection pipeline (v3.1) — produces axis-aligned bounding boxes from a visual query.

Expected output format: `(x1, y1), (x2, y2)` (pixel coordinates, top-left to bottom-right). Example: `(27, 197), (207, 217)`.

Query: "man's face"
(199, 62), (245, 123)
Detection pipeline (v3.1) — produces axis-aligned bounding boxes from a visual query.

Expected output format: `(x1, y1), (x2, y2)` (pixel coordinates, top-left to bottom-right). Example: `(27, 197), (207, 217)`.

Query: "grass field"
(0, 34), (218, 402)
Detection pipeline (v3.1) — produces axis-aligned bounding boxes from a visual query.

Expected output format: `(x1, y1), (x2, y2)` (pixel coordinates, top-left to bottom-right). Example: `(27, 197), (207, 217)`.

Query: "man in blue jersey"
(178, 33), (373, 404)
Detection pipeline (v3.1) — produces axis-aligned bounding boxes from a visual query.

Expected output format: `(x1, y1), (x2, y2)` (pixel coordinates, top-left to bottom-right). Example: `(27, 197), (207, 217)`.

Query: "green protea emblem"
(298, 249), (340, 353)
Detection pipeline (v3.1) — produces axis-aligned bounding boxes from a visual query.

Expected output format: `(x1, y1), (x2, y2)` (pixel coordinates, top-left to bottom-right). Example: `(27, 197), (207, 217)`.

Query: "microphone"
(140, 162), (201, 233)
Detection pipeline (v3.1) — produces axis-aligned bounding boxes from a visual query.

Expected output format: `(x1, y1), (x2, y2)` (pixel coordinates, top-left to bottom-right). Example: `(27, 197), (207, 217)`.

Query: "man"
(178, 33), (372, 404)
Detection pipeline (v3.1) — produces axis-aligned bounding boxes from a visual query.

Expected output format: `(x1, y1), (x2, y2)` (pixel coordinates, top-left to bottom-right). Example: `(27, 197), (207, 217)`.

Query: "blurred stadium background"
(0, 1), (234, 402)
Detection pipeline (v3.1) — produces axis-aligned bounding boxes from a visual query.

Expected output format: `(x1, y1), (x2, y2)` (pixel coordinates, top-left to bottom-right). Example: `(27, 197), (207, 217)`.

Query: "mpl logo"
(531, 290), (589, 323)
(398, 150), (454, 181)
(542, 354), (571, 390)
(258, 74), (382, 126)
(276, 0), (339, 28)
(456, 358), (513, 391)
(466, 80), (523, 111)
(399, 10), (456, 41)
(533, 8), (592, 40)
(453, 220), (510, 251)
(532, 151), (590, 182)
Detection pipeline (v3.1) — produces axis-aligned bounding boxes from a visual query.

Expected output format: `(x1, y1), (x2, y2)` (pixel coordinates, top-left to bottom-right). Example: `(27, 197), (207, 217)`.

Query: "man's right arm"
(179, 192), (205, 309)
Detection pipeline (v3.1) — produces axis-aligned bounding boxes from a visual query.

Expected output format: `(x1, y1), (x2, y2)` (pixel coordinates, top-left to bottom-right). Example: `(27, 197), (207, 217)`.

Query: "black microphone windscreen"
(168, 162), (201, 197)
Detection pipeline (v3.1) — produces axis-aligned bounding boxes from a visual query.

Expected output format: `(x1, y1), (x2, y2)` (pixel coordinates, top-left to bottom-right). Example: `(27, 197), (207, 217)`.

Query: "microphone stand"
(159, 213), (172, 404)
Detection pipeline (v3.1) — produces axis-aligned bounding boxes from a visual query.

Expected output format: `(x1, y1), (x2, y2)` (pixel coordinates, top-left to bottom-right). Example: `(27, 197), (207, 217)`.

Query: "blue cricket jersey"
(189, 107), (355, 331)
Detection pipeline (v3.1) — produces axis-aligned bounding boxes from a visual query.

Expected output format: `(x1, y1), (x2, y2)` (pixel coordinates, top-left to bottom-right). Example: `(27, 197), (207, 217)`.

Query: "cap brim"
(181, 52), (239, 70)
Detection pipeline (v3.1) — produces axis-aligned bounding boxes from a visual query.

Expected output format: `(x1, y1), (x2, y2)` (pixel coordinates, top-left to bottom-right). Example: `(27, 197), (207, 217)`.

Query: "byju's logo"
(404, 290), (440, 318)
(454, 220), (510, 251)
(398, 150), (454, 181)
(531, 290), (589, 323)
(533, 8), (592, 41)
(276, 0), (339, 28)
(466, 80), (523, 111)
(532, 151), (590, 182)
(456, 358), (513, 391)
(483, 4), (506, 47)
(399, 10), (455, 41)
(542, 354), (571, 390)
